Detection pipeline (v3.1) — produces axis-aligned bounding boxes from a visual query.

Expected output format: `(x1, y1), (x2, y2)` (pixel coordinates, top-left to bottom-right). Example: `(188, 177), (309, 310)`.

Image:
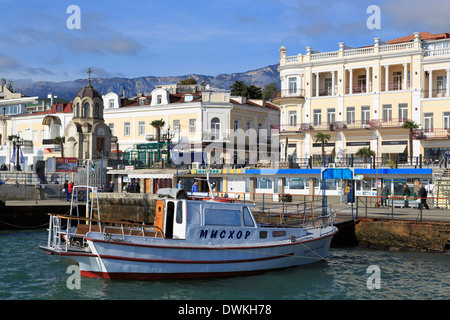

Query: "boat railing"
(46, 213), (164, 252)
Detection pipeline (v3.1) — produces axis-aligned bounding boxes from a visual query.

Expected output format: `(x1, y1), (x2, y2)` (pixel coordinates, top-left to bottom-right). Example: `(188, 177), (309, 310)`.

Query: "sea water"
(0, 229), (448, 300)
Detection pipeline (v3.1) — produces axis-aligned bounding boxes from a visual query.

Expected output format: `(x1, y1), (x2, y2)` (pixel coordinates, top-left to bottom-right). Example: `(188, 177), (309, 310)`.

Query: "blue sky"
(1, 0), (450, 82)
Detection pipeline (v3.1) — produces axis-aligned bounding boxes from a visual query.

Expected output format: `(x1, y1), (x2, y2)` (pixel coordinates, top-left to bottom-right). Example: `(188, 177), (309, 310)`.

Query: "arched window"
(211, 117), (220, 140)
(76, 103), (80, 117)
(94, 103), (99, 118)
(83, 102), (90, 118)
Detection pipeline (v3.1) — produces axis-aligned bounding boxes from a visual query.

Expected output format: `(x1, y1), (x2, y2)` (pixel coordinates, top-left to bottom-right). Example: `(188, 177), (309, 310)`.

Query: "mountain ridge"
(21, 64), (280, 101)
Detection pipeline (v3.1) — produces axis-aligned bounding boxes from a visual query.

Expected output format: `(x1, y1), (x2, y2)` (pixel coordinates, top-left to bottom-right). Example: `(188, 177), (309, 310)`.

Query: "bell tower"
(64, 68), (112, 160)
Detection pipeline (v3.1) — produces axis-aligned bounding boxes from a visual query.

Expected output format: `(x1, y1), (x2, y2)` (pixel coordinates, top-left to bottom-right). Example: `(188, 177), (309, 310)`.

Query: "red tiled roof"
(386, 32), (450, 44)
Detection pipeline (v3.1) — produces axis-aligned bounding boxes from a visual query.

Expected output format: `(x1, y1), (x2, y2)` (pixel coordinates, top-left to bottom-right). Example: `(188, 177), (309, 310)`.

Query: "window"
(288, 111), (297, 126)
(176, 202), (183, 224)
(393, 72), (402, 89)
(138, 121), (145, 136)
(233, 120), (239, 132)
(124, 122), (130, 136)
(210, 117), (220, 140)
(109, 123), (114, 136)
(382, 104), (392, 122)
(423, 113), (434, 131)
(83, 103), (90, 118)
(173, 120), (180, 133)
(24, 129), (30, 140)
(399, 103), (408, 122)
(362, 106), (370, 124)
(289, 178), (305, 189)
(33, 130), (37, 143)
(204, 208), (241, 226)
(157, 95), (162, 105)
(245, 121), (251, 131)
(313, 109), (321, 126)
(327, 108), (335, 124)
(243, 207), (254, 227)
(444, 112), (450, 130)
(324, 78), (332, 95)
(288, 77), (297, 94)
(257, 178), (273, 189)
(355, 74), (367, 92)
(109, 99), (114, 108)
(437, 76), (447, 95)
(346, 107), (355, 124)
(40, 130), (45, 142)
(190, 119), (196, 134)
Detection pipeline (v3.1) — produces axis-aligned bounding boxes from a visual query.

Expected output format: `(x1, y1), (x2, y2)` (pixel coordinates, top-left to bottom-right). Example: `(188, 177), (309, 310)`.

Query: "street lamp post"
(12, 136), (24, 171)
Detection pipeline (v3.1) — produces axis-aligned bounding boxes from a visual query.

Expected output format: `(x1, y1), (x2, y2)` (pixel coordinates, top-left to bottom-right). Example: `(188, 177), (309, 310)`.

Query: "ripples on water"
(0, 229), (448, 300)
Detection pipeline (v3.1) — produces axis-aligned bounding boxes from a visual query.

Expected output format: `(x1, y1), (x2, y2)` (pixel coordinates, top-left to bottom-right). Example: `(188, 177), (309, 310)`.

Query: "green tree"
(355, 147), (375, 164)
(178, 78), (197, 85)
(315, 132), (331, 165)
(402, 120), (419, 164)
(230, 80), (262, 99)
(54, 136), (65, 158)
(150, 119), (165, 143)
(262, 82), (278, 101)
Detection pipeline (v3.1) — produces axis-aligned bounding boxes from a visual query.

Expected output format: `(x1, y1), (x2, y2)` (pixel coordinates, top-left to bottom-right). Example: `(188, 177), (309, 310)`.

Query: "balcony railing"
(273, 89), (306, 99)
(277, 118), (410, 134)
(202, 131), (230, 141)
(345, 84), (372, 94)
(422, 88), (448, 98)
(413, 128), (450, 140)
(311, 88), (335, 97)
(381, 82), (408, 91)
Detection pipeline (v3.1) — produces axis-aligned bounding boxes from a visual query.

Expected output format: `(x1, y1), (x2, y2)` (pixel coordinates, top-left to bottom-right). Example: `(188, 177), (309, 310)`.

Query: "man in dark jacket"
(418, 184), (429, 210)
(402, 184), (411, 208)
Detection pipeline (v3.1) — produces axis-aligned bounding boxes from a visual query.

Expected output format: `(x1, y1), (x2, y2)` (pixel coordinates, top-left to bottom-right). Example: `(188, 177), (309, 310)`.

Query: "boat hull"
(79, 226), (337, 280)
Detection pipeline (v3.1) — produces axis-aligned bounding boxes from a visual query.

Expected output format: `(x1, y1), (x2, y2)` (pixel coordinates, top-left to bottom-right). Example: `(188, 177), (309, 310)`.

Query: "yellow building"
(0, 81), (279, 170)
(274, 32), (450, 166)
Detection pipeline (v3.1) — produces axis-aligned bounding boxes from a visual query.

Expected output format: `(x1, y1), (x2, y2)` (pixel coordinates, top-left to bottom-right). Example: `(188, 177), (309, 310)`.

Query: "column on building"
(428, 70), (433, 98)
(315, 72), (320, 97)
(366, 67), (371, 93)
(385, 65), (390, 92)
(349, 69), (353, 94)
(447, 69), (450, 97)
(403, 63), (408, 90)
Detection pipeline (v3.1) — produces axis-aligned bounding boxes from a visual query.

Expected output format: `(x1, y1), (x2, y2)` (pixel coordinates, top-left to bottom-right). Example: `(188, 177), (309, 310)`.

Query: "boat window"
(176, 202), (183, 224)
(259, 231), (267, 239)
(272, 231), (286, 237)
(187, 202), (200, 225)
(243, 207), (254, 227)
(204, 208), (241, 226)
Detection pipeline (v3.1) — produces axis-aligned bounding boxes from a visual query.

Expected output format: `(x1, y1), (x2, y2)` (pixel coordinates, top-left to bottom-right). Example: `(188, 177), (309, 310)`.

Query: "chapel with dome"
(64, 68), (113, 160)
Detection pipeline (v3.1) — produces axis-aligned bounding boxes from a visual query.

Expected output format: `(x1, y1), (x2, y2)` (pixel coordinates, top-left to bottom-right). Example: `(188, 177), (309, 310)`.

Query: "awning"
(380, 144), (407, 154)
(311, 146), (335, 155)
(344, 145), (368, 154)
(287, 147), (297, 155)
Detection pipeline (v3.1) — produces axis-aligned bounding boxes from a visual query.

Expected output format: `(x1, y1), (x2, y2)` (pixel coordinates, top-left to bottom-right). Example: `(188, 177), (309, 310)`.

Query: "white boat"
(40, 185), (338, 280)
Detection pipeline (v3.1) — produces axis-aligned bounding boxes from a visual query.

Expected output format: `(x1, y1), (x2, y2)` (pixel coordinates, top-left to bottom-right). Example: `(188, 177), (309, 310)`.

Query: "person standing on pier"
(402, 184), (411, 208)
(381, 184), (390, 207)
(64, 180), (69, 201)
(68, 181), (73, 202)
(418, 184), (429, 210)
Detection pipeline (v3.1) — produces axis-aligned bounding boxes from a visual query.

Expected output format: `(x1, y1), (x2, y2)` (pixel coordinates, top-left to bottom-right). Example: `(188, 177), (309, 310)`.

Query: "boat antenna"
(207, 172), (215, 200)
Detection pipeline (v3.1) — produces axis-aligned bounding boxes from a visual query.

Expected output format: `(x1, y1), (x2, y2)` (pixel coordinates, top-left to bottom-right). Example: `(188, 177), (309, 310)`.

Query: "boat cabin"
(154, 188), (257, 240)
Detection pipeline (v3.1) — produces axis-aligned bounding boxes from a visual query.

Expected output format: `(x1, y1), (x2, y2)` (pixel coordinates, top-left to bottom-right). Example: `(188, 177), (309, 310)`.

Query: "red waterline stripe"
(81, 266), (294, 280)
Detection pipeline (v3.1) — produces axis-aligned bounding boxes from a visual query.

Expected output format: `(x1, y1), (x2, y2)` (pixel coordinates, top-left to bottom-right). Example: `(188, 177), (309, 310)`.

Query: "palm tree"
(355, 147), (375, 164)
(54, 136), (65, 158)
(315, 132), (331, 165)
(150, 119), (165, 143)
(402, 120), (419, 164)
